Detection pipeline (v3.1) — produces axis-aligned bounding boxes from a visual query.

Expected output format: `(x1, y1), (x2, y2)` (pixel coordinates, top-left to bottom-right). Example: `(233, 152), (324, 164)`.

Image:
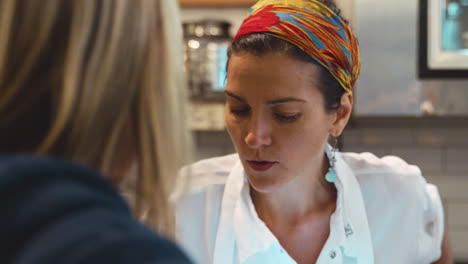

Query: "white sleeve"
(419, 183), (445, 263)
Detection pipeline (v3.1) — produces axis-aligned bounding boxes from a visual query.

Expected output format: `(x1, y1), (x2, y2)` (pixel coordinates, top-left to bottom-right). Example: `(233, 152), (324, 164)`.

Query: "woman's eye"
(230, 108), (250, 116)
(275, 113), (300, 123)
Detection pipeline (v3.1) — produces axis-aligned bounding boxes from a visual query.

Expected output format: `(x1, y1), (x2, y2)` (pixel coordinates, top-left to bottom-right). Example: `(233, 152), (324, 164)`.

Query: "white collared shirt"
(175, 148), (444, 264)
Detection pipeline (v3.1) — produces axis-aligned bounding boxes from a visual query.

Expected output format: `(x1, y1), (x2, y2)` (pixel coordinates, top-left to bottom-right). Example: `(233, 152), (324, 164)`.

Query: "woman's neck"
(250, 155), (337, 227)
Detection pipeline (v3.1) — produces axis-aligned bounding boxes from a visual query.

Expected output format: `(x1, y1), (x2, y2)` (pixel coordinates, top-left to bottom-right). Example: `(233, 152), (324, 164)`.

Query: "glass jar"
(183, 20), (232, 99)
(183, 21), (204, 98)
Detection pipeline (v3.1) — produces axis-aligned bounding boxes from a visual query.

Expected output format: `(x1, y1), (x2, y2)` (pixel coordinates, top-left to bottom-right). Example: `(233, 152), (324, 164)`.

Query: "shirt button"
(345, 224), (354, 237)
(329, 250), (337, 259)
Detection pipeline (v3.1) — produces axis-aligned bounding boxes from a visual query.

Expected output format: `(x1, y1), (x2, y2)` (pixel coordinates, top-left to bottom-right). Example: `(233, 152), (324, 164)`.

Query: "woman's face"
(225, 52), (347, 193)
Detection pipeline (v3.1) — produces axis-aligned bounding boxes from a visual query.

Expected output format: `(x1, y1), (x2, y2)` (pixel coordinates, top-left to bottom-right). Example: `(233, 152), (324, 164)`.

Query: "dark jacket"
(0, 156), (192, 264)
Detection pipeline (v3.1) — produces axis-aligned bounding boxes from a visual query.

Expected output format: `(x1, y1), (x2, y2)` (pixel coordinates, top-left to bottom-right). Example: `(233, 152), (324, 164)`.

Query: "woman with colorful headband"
(175, 0), (452, 263)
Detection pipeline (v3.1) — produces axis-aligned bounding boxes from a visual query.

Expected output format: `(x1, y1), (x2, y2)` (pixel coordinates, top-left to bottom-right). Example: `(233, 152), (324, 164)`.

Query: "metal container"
(183, 20), (232, 99)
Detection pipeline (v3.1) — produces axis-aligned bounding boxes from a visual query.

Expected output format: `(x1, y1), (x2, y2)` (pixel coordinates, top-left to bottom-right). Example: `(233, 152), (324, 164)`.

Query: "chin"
(246, 173), (286, 194)
(241, 160), (291, 193)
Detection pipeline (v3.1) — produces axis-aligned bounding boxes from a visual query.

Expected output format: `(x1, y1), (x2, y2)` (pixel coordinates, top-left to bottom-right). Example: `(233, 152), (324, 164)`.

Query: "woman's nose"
(244, 118), (272, 148)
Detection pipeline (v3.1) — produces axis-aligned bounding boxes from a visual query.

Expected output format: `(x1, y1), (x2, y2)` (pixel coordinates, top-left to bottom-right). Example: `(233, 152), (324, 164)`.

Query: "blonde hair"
(0, 0), (192, 235)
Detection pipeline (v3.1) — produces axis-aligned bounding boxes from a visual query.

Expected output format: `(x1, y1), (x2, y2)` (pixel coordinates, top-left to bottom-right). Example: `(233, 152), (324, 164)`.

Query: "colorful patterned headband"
(233, 0), (360, 96)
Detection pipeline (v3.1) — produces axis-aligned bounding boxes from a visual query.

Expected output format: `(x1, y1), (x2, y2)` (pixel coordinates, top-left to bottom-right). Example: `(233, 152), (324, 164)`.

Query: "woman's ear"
(330, 93), (353, 137)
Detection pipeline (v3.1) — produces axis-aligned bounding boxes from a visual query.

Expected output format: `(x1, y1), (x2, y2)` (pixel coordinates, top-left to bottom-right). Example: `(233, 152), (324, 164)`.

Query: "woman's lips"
(247, 160), (276, 172)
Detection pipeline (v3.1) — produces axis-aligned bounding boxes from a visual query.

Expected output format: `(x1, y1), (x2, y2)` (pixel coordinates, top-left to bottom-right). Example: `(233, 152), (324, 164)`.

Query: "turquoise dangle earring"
(325, 136), (338, 183)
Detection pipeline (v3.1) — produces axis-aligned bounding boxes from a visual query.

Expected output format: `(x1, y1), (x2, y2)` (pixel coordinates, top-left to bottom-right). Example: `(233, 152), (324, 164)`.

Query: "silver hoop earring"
(325, 137), (338, 183)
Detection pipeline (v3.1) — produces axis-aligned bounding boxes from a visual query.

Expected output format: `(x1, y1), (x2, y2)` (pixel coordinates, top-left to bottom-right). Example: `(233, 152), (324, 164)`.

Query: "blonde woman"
(0, 0), (192, 263)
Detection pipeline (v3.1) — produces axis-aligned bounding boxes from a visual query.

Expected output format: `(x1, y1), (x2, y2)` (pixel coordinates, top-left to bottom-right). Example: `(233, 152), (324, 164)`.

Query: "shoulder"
(340, 151), (433, 222)
(340, 151), (425, 193)
(174, 154), (239, 263)
(340, 152), (444, 262)
(178, 153), (239, 193)
(174, 153), (239, 216)
(0, 155), (125, 208)
(0, 156), (192, 264)
(174, 153), (240, 218)
(340, 151), (422, 178)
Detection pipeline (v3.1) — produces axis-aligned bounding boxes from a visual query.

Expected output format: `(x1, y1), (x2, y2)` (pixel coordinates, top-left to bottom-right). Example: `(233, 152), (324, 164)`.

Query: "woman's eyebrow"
(225, 91), (306, 105)
(224, 91), (246, 103)
(266, 97), (306, 105)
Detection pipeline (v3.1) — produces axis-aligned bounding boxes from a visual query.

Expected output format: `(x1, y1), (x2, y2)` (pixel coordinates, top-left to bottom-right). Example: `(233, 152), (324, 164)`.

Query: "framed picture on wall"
(418, 0), (468, 78)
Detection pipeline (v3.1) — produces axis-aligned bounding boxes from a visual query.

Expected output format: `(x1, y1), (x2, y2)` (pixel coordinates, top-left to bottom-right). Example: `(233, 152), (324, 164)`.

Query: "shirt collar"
(234, 175), (279, 262)
(219, 145), (374, 263)
(329, 144), (374, 261)
(212, 160), (245, 264)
